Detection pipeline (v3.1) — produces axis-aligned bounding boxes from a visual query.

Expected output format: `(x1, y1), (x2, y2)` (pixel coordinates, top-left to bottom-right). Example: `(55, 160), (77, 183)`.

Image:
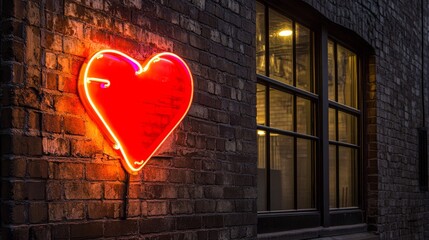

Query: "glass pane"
(329, 145), (337, 208)
(296, 24), (312, 92)
(296, 97), (313, 135)
(297, 138), (314, 209)
(269, 88), (293, 131)
(257, 130), (267, 211)
(337, 44), (358, 108)
(270, 134), (294, 210)
(328, 108), (336, 141)
(269, 9), (293, 85)
(257, 84), (266, 125)
(338, 147), (358, 207)
(338, 111), (358, 144)
(328, 40), (336, 101)
(256, 2), (266, 75)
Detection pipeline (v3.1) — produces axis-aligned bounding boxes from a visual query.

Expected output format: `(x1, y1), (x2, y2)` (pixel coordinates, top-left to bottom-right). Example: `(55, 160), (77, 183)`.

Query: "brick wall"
(2, 0), (429, 239)
(1, 0), (257, 239)
(300, 0), (429, 239)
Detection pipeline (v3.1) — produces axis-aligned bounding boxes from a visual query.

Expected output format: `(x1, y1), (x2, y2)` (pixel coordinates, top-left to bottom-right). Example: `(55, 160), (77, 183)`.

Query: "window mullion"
(319, 27), (330, 227)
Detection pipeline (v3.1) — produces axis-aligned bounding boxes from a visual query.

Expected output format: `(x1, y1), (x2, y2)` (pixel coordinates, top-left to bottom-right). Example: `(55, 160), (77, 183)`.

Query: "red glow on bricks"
(78, 49), (193, 174)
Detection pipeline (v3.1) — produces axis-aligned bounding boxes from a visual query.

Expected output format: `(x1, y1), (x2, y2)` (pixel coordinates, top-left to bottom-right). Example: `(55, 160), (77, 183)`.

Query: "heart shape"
(78, 49), (193, 174)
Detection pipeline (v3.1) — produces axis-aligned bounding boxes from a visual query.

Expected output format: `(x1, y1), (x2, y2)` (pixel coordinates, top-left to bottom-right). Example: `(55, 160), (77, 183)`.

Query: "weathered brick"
(27, 181), (46, 200)
(29, 203), (48, 223)
(42, 137), (70, 156)
(51, 224), (69, 239)
(64, 182), (102, 200)
(139, 217), (175, 234)
(105, 220), (138, 237)
(104, 182), (125, 199)
(176, 215), (201, 230)
(46, 181), (62, 200)
(171, 200), (194, 214)
(42, 114), (61, 133)
(63, 115), (85, 135)
(147, 200), (168, 216)
(87, 201), (122, 219)
(70, 222), (103, 239)
(27, 160), (48, 179)
(86, 163), (119, 181)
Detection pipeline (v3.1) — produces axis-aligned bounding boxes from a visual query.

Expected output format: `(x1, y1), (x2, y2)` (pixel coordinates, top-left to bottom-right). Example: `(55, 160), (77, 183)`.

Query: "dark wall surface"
(0, 0), (257, 239)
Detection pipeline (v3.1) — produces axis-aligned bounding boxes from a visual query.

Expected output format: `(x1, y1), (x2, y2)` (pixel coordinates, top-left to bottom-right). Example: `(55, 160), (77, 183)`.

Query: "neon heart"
(78, 49), (193, 174)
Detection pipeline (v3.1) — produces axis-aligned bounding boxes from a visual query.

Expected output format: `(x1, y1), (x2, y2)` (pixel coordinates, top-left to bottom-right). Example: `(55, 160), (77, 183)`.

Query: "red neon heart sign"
(78, 49), (193, 174)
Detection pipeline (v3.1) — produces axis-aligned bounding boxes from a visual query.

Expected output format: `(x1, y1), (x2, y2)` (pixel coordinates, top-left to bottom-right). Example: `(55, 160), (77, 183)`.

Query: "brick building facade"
(0, 0), (428, 239)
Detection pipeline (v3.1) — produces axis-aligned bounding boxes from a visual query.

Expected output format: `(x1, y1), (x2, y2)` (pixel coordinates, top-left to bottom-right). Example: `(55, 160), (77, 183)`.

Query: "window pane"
(337, 44), (358, 108)
(338, 147), (358, 207)
(328, 108), (336, 141)
(256, 2), (266, 75)
(296, 24), (312, 92)
(270, 134), (294, 210)
(297, 138), (315, 209)
(328, 40), (335, 101)
(269, 9), (293, 85)
(269, 88), (294, 131)
(257, 130), (267, 211)
(296, 97), (313, 135)
(329, 145), (337, 208)
(338, 111), (358, 144)
(257, 84), (266, 125)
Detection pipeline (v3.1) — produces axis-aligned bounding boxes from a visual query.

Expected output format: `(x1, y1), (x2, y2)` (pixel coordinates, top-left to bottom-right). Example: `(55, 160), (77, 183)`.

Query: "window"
(256, 3), (317, 212)
(256, 1), (367, 233)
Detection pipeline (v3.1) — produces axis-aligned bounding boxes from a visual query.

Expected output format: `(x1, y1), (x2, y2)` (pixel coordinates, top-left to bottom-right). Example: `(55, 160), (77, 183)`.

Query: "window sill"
(257, 224), (377, 240)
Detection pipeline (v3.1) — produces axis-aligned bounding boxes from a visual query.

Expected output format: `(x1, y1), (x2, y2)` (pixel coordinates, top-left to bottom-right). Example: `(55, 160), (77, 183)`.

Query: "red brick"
(86, 163), (119, 181)
(70, 139), (102, 158)
(6, 203), (26, 224)
(48, 202), (64, 221)
(50, 162), (84, 180)
(51, 224), (69, 239)
(28, 110), (41, 130)
(127, 200), (141, 217)
(1, 108), (25, 129)
(64, 181), (102, 200)
(58, 75), (77, 93)
(1, 157), (26, 178)
(64, 202), (85, 220)
(147, 200), (168, 216)
(63, 115), (85, 135)
(57, 55), (71, 73)
(15, 88), (40, 109)
(46, 181), (62, 200)
(27, 181), (46, 200)
(171, 200), (194, 214)
(27, 160), (48, 179)
(7, 134), (42, 156)
(45, 51), (57, 69)
(54, 94), (85, 115)
(177, 216), (202, 230)
(87, 201), (122, 219)
(70, 222), (103, 239)
(29, 203), (48, 223)
(104, 220), (138, 237)
(142, 167), (168, 182)
(42, 137), (70, 156)
(104, 182), (125, 199)
(45, 72), (58, 90)
(26, 26), (41, 66)
(139, 217), (175, 234)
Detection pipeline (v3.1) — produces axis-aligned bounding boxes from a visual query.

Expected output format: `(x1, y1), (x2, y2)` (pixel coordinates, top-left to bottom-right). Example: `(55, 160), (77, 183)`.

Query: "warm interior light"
(78, 49), (193, 174)
(278, 29), (293, 37)
(257, 130), (266, 136)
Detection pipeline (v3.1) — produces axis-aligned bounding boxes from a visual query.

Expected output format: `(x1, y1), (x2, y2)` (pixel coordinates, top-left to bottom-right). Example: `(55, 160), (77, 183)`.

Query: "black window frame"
(256, 0), (372, 234)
